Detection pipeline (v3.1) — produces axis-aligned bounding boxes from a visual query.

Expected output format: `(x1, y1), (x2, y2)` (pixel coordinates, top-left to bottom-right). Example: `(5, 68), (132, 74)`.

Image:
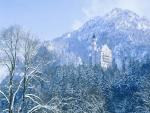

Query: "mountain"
(49, 8), (150, 67)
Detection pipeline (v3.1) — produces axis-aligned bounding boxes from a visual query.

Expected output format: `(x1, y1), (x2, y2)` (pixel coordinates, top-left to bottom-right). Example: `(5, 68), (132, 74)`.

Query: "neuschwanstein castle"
(89, 34), (112, 69)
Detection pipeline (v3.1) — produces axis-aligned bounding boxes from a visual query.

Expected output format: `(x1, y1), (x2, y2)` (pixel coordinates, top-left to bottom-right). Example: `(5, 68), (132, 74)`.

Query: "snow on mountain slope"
(50, 8), (150, 65)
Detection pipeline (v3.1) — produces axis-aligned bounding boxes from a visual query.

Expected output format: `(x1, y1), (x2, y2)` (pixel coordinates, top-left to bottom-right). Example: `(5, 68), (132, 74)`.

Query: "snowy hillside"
(50, 8), (150, 66)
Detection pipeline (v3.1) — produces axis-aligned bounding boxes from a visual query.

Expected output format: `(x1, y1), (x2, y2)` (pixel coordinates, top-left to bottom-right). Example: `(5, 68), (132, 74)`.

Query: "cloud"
(72, 20), (83, 30)
(82, 0), (117, 18)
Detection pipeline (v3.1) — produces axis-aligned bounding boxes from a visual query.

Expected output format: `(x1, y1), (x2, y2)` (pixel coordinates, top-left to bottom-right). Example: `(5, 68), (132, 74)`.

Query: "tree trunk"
(9, 73), (13, 113)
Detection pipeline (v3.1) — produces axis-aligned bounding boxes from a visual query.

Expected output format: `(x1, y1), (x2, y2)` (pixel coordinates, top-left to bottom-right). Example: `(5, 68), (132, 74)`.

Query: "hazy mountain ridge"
(50, 8), (150, 66)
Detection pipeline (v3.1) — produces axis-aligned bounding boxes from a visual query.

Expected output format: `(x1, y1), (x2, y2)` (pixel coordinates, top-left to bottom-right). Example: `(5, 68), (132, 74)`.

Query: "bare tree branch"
(0, 90), (9, 103)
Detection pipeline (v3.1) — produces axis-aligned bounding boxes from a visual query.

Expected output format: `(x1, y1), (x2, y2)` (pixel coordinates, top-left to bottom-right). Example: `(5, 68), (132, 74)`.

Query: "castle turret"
(90, 34), (98, 65)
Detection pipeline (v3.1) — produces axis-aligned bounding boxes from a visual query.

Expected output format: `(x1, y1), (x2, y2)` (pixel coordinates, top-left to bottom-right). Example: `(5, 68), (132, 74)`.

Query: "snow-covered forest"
(0, 25), (150, 113)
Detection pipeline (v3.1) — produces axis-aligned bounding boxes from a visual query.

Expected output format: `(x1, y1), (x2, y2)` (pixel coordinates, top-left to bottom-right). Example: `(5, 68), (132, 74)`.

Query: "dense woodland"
(0, 26), (150, 113)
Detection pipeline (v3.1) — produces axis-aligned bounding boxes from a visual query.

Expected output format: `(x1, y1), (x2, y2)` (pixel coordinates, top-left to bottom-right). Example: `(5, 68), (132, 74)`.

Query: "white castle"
(100, 44), (112, 69)
(89, 35), (112, 69)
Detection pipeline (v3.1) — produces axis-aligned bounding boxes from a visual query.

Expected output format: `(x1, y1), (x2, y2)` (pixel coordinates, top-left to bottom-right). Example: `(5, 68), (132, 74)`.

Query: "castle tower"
(100, 44), (112, 69)
(90, 34), (98, 65)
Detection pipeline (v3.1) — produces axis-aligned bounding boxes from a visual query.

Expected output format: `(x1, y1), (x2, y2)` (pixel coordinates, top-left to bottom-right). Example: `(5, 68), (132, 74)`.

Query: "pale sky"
(0, 0), (150, 40)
